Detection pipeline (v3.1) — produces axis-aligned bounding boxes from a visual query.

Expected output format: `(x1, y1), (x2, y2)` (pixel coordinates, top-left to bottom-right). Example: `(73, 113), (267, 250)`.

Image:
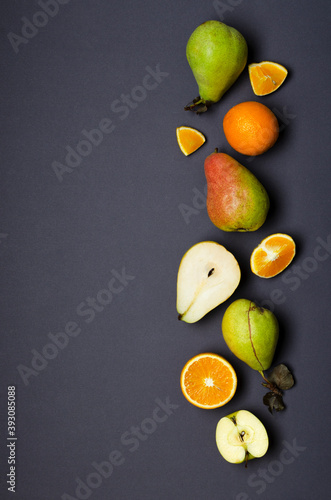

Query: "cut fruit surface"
(176, 126), (206, 156)
(216, 410), (269, 464)
(249, 61), (288, 96)
(176, 241), (241, 323)
(250, 233), (296, 278)
(180, 353), (237, 409)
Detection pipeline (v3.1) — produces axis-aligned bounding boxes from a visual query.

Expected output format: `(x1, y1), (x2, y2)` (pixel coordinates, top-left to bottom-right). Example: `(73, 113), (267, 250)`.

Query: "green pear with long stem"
(185, 20), (248, 113)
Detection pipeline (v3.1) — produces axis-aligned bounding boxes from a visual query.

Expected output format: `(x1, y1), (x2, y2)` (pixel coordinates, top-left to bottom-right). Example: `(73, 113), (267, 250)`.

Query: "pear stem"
(259, 370), (282, 396)
(184, 96), (212, 114)
(259, 370), (269, 383)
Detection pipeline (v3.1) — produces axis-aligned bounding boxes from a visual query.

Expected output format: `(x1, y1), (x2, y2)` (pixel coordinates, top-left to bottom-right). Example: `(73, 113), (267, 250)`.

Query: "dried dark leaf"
(263, 391), (275, 412)
(268, 364), (294, 391)
(263, 391), (285, 414)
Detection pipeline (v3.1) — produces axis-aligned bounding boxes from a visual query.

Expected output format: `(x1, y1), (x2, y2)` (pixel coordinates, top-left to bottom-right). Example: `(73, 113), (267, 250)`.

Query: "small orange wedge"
(249, 61), (288, 96)
(250, 233), (296, 278)
(176, 126), (206, 156)
(180, 353), (237, 409)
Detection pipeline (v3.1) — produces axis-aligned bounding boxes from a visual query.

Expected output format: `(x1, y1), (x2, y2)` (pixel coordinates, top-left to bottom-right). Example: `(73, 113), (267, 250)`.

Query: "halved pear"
(216, 410), (269, 464)
(176, 241), (240, 323)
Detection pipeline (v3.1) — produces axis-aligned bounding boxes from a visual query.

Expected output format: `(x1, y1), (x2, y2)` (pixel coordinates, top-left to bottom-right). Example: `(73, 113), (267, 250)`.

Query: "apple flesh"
(216, 410), (268, 464)
(177, 241), (241, 323)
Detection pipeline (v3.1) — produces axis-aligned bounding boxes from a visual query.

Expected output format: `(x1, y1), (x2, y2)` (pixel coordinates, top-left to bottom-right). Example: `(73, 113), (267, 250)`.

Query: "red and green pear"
(204, 152), (269, 232)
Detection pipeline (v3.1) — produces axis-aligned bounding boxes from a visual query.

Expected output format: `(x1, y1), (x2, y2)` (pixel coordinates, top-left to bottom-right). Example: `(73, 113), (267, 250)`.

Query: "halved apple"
(216, 410), (269, 465)
(177, 241), (240, 323)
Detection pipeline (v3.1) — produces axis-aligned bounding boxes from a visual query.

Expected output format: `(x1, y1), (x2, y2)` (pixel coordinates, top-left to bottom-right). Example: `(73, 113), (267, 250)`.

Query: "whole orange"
(223, 101), (279, 156)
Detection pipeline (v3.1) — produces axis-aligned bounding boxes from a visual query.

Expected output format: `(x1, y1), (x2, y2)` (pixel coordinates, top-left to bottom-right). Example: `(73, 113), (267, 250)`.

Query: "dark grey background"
(1, 1), (330, 499)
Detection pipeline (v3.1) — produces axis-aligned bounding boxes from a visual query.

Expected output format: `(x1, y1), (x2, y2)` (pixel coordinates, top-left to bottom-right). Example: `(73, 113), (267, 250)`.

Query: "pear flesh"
(185, 20), (248, 113)
(216, 410), (269, 464)
(205, 152), (270, 232)
(177, 241), (241, 323)
(222, 299), (279, 371)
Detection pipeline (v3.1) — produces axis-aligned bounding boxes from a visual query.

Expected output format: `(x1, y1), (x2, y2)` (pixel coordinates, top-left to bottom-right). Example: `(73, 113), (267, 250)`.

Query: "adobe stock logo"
(252, 234), (331, 312)
(213, 0), (244, 21)
(16, 267), (135, 386)
(235, 439), (306, 499)
(52, 64), (169, 182)
(7, 0), (71, 54)
(61, 397), (179, 500)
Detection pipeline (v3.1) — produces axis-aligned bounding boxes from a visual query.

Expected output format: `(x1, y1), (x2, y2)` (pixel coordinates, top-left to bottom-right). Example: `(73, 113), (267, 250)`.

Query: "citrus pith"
(249, 61), (288, 96)
(250, 233), (296, 278)
(180, 353), (237, 409)
(176, 126), (206, 156)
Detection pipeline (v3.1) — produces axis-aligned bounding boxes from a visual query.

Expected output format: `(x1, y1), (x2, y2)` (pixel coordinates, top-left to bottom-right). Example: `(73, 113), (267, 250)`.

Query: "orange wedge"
(250, 233), (296, 278)
(176, 126), (206, 156)
(180, 353), (237, 409)
(249, 61), (288, 96)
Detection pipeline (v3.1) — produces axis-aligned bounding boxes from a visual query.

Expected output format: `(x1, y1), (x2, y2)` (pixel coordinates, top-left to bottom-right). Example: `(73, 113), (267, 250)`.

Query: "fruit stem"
(259, 370), (269, 383)
(245, 451), (249, 468)
(259, 370), (283, 396)
(184, 96), (212, 114)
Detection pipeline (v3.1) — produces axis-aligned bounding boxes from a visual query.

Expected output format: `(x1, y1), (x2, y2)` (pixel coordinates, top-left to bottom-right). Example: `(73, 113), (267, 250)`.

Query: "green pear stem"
(259, 370), (269, 383)
(184, 96), (212, 114)
(259, 370), (282, 396)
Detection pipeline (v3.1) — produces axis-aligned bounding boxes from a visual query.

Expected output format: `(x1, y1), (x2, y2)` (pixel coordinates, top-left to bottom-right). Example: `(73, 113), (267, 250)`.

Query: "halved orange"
(250, 233), (296, 278)
(180, 353), (237, 409)
(176, 126), (206, 156)
(249, 61), (288, 96)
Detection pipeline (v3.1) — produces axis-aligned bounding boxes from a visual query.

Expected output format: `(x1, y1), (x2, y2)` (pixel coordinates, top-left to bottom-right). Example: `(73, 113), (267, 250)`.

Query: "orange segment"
(250, 233), (296, 278)
(180, 353), (237, 409)
(249, 61), (288, 96)
(176, 126), (206, 156)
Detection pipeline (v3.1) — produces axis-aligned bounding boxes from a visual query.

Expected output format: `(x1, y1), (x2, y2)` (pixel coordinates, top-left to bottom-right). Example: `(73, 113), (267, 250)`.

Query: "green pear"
(222, 299), (279, 371)
(204, 151), (270, 232)
(185, 20), (248, 113)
